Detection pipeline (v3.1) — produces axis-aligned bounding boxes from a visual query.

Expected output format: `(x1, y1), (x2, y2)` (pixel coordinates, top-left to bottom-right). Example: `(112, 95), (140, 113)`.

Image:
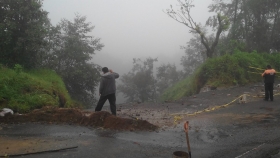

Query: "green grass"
(160, 68), (204, 101)
(0, 65), (78, 113)
(161, 51), (280, 101)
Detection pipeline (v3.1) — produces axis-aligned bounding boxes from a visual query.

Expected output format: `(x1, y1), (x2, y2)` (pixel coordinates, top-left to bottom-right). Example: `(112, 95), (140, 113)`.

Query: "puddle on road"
(95, 130), (116, 138)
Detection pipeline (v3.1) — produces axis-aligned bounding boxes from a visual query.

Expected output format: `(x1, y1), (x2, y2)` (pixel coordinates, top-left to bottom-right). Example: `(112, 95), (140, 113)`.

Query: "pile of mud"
(0, 106), (158, 131)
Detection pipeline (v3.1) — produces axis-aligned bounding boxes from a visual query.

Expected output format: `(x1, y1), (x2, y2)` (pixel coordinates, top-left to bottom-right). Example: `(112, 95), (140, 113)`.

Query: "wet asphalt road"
(1, 97), (280, 158)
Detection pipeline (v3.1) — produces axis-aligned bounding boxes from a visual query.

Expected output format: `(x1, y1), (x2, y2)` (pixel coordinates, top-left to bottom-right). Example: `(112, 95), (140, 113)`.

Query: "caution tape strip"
(171, 95), (243, 116)
(171, 91), (280, 124)
(170, 77), (280, 124)
(248, 71), (279, 77)
(247, 71), (261, 75)
(249, 66), (265, 71)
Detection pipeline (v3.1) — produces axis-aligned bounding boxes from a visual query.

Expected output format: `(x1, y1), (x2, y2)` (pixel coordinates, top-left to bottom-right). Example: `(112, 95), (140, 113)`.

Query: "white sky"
(42, 0), (212, 73)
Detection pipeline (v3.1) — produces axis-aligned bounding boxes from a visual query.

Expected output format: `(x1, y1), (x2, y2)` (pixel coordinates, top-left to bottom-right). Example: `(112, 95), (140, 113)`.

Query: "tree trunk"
(243, 0), (250, 51)
(270, 9), (279, 50)
(232, 0), (239, 40)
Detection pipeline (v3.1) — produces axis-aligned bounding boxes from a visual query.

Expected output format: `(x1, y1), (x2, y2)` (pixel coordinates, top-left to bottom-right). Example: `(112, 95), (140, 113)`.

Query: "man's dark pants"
(95, 93), (116, 115)
(265, 83), (274, 101)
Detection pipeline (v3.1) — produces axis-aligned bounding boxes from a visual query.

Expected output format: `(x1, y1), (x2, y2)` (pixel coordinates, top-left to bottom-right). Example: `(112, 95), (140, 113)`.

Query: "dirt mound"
(0, 106), (158, 131)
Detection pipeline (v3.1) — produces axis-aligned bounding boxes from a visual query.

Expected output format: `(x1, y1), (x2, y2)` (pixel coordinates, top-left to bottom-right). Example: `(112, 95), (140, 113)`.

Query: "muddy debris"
(0, 106), (158, 131)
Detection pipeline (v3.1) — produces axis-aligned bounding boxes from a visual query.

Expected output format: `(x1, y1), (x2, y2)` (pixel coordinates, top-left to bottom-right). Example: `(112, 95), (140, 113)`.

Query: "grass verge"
(0, 65), (79, 113)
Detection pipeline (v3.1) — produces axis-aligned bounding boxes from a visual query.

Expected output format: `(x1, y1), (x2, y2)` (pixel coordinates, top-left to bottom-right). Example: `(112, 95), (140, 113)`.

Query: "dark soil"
(0, 106), (158, 131)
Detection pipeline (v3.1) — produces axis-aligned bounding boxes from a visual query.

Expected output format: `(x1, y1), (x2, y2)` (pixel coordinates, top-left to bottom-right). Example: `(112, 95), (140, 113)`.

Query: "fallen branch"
(0, 146), (78, 157)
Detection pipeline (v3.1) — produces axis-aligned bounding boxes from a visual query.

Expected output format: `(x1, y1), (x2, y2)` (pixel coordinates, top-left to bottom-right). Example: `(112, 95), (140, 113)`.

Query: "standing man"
(95, 67), (119, 115)
(262, 65), (276, 101)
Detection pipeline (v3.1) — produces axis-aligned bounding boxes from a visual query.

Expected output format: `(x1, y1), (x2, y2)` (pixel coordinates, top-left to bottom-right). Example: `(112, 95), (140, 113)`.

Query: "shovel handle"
(184, 121), (189, 133)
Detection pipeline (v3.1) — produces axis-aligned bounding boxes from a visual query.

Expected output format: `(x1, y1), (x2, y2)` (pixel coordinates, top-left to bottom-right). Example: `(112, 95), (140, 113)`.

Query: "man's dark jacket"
(262, 69), (276, 83)
(99, 72), (119, 96)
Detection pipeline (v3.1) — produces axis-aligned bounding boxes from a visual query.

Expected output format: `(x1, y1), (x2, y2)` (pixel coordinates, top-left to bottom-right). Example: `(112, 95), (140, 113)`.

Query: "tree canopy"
(174, 0), (280, 77)
(209, 0), (280, 53)
(0, 0), (104, 106)
(0, 0), (50, 69)
(43, 14), (104, 106)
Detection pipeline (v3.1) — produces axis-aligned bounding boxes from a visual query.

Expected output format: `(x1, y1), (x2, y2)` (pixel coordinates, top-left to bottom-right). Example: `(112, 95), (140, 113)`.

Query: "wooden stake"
(184, 121), (191, 158)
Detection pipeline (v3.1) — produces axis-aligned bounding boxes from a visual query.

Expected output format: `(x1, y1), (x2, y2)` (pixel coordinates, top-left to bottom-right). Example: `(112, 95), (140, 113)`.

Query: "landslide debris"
(0, 106), (158, 131)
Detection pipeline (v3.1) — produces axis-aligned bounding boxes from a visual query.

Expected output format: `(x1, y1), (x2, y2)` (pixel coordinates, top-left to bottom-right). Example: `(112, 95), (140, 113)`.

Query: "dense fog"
(42, 0), (211, 104)
(42, 0), (211, 72)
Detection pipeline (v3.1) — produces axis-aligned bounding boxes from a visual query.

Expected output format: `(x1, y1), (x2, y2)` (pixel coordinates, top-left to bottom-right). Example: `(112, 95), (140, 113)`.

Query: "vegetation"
(161, 51), (280, 101)
(0, 0), (50, 69)
(43, 14), (104, 106)
(118, 57), (185, 103)
(1, 0), (280, 107)
(209, 0), (280, 53)
(180, 34), (206, 76)
(0, 65), (77, 113)
(0, 0), (103, 107)
(156, 63), (183, 95)
(120, 0), (280, 103)
(176, 0), (280, 76)
(166, 0), (230, 58)
(118, 58), (158, 102)
(163, 0), (280, 102)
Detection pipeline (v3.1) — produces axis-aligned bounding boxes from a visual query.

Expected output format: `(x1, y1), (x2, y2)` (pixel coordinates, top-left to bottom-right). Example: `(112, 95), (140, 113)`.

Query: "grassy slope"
(0, 66), (78, 113)
(161, 51), (280, 101)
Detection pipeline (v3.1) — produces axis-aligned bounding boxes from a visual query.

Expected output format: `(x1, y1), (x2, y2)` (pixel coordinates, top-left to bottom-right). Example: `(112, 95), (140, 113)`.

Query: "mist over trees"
(42, 14), (104, 105)
(166, 0), (230, 59)
(118, 58), (158, 102)
(156, 63), (183, 94)
(0, 0), (103, 106)
(168, 0), (280, 79)
(1, 0), (280, 105)
(118, 58), (183, 103)
(209, 0), (280, 53)
(180, 34), (206, 76)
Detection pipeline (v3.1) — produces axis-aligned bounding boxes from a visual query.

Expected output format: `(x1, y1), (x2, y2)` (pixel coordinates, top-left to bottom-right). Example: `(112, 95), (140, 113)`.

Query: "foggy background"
(42, 0), (212, 104)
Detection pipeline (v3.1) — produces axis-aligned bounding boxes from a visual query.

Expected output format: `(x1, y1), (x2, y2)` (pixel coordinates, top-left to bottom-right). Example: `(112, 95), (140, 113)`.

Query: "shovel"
(184, 121), (191, 158)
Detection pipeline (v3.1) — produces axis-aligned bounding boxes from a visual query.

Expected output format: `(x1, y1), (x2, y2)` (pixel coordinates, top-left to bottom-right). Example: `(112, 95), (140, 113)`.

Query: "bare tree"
(166, 0), (230, 58)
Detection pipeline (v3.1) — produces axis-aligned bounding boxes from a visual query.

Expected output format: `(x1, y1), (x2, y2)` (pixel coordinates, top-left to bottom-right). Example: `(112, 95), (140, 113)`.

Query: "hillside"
(0, 65), (78, 113)
(161, 51), (280, 101)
